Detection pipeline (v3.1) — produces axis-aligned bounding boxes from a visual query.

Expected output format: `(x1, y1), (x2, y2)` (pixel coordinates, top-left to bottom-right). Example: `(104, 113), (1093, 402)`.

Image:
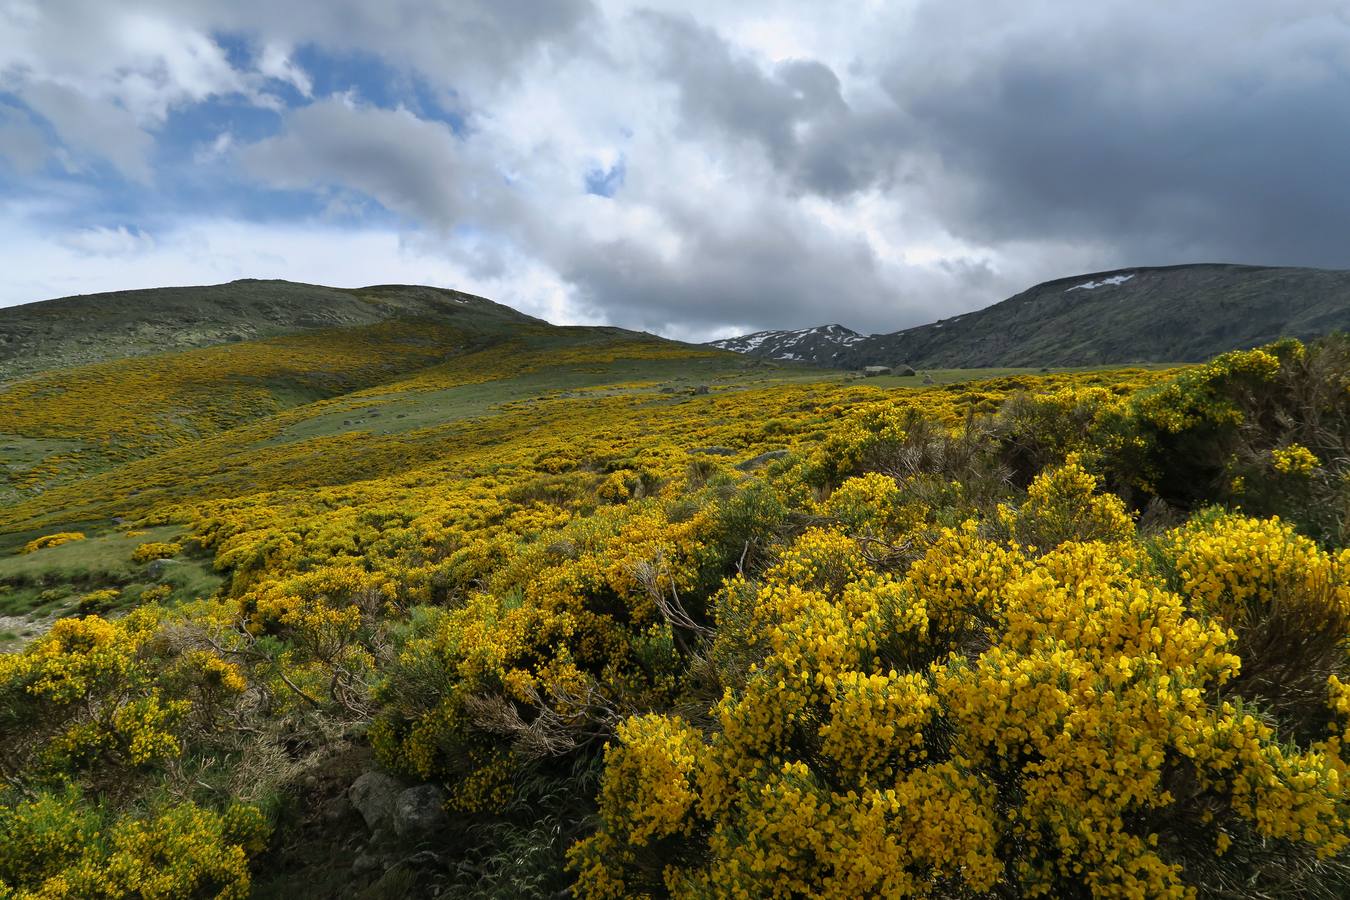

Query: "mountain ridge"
(708, 263), (1350, 369)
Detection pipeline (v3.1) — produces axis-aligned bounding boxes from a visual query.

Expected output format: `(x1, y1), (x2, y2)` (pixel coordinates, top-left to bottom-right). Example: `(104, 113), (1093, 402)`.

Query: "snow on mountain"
(708, 324), (865, 363)
(1065, 273), (1135, 292)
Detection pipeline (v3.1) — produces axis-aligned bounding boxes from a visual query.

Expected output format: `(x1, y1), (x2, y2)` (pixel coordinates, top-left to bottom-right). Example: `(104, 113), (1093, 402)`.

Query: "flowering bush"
(18, 532), (84, 555)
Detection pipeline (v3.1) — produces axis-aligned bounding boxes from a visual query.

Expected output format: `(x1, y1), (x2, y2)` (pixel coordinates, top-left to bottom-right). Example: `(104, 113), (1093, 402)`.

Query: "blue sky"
(2, 1), (1349, 340)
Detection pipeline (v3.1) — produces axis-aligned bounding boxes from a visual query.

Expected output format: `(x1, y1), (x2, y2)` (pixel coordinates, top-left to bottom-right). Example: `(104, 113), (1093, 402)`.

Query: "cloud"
(634, 11), (904, 197)
(57, 225), (157, 256)
(16, 82), (155, 183)
(0, 103), (47, 173)
(4, 1), (1350, 342)
(239, 96), (512, 228)
(883, 0), (1350, 266)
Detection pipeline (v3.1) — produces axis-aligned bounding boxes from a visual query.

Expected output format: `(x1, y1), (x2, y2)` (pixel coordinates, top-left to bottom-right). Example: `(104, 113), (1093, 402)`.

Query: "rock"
(691, 446), (737, 457)
(349, 772), (406, 832)
(392, 785), (448, 840)
(321, 794), (354, 825)
(351, 848), (383, 877)
(895, 365), (916, 377)
(692, 384), (711, 395)
(736, 449), (789, 471)
(146, 558), (180, 579)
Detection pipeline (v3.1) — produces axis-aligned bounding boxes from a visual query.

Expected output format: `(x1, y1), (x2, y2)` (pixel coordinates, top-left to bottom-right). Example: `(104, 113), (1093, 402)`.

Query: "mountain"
(709, 324), (867, 363)
(708, 264), (1350, 369)
(0, 278), (543, 381)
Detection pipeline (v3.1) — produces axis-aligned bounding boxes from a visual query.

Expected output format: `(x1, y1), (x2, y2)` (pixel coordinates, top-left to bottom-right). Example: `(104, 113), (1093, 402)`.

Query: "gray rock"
(349, 772), (406, 832)
(692, 384), (710, 395)
(736, 449), (789, 471)
(146, 558), (180, 578)
(351, 848), (383, 877)
(321, 794), (354, 824)
(392, 785), (448, 840)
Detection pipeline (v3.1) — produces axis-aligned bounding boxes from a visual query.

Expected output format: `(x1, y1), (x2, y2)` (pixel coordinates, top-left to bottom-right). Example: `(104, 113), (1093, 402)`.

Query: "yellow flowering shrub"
(576, 529), (1350, 898)
(1271, 443), (1321, 475)
(130, 540), (182, 564)
(1001, 454), (1135, 550)
(0, 790), (267, 899)
(18, 532), (85, 554)
(1163, 513), (1350, 629)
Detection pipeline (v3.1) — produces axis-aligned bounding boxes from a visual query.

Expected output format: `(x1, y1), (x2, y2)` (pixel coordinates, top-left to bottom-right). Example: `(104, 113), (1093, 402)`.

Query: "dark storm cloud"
(882, 1), (1350, 267)
(559, 212), (888, 335)
(636, 11), (906, 197)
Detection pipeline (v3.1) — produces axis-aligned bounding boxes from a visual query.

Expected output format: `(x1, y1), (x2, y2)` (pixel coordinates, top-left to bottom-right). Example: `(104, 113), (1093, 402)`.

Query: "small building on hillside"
(863, 365), (892, 377)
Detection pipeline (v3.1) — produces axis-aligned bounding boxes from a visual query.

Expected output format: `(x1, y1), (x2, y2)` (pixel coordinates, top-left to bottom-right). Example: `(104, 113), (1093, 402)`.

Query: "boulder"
(736, 449), (789, 471)
(692, 384), (710, 395)
(392, 785), (449, 840)
(349, 771), (406, 833)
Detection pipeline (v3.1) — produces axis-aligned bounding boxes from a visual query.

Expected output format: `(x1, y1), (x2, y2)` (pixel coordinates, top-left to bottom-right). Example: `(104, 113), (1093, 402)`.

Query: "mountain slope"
(710, 264), (1350, 369)
(709, 324), (866, 362)
(0, 279), (542, 382)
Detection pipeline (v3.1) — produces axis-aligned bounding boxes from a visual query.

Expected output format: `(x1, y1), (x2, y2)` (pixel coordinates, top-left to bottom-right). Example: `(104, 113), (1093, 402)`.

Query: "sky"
(2, 1), (1349, 341)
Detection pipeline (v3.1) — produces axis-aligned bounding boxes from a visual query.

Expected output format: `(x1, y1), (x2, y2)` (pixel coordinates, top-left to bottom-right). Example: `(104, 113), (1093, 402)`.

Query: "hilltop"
(711, 263), (1350, 369)
(0, 279), (543, 382)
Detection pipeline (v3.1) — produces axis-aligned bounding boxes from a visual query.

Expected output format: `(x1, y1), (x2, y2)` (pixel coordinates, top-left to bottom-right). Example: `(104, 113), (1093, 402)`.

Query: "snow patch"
(1066, 273), (1135, 292)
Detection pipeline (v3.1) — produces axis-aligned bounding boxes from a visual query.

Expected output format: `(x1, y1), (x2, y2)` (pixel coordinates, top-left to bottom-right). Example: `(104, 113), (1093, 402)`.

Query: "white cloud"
(57, 225), (157, 256)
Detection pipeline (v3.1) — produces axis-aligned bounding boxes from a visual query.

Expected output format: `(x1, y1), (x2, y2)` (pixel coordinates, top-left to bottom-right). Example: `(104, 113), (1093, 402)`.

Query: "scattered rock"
(736, 449), (789, 471)
(392, 785), (448, 840)
(691, 446), (737, 457)
(692, 384), (710, 395)
(349, 771), (406, 833)
(922, 374), (935, 385)
(659, 386), (677, 394)
(895, 365), (917, 377)
(322, 794), (354, 825)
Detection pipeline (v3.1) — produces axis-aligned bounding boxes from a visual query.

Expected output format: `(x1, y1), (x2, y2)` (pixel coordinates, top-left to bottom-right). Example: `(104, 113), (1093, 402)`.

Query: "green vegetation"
(2, 280), (1350, 897)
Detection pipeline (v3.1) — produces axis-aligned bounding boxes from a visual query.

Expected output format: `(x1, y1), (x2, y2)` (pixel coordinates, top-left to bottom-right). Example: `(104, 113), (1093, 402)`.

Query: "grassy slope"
(0, 279), (541, 382)
(0, 298), (1173, 642)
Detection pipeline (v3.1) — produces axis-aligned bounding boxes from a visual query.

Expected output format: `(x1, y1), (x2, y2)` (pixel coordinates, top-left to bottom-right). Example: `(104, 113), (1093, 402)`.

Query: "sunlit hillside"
(2, 289), (1349, 897)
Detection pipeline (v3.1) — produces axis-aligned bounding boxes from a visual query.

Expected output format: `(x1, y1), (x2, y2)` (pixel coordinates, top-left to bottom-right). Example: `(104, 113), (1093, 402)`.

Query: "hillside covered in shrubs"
(3, 330), (1350, 898)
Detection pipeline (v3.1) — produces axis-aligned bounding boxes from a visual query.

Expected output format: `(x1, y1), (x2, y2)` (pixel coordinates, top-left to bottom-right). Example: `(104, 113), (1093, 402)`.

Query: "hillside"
(711, 263), (1350, 369)
(0, 279), (542, 382)
(3, 277), (1350, 898)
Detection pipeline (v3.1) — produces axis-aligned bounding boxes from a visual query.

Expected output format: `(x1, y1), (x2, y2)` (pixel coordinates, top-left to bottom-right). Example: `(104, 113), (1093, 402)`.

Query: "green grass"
(0, 524), (223, 623)
(264, 356), (814, 446)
